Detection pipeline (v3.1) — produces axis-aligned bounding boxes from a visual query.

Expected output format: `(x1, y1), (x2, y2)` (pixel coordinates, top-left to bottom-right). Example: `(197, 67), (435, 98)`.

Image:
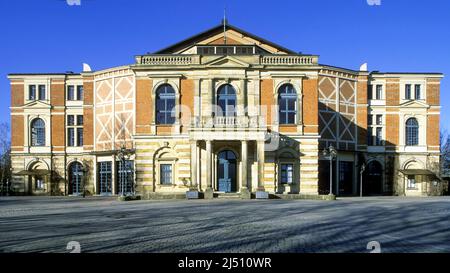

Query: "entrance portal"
(217, 150), (237, 192)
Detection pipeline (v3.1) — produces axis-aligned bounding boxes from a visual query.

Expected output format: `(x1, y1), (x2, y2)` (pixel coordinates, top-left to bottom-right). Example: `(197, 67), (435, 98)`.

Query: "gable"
(23, 100), (51, 109)
(154, 23), (296, 55)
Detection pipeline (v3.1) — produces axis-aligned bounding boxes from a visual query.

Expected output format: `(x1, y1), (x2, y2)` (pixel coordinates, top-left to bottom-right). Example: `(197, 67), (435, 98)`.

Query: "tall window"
(117, 160), (134, 194)
(280, 164), (294, 184)
(67, 86), (75, 100)
(367, 127), (373, 146)
(67, 115), (83, 146)
(368, 85), (373, 100)
(406, 118), (419, 146)
(69, 162), (83, 195)
(405, 84), (412, 99)
(217, 84), (237, 117)
(278, 84), (297, 124)
(77, 86), (84, 101)
(156, 84), (176, 124)
(375, 85), (383, 100)
(98, 161), (112, 194)
(31, 118), (45, 146)
(38, 85), (46, 100)
(414, 84), (421, 100)
(375, 127), (383, 146)
(29, 85), (36, 100)
(160, 164), (172, 185)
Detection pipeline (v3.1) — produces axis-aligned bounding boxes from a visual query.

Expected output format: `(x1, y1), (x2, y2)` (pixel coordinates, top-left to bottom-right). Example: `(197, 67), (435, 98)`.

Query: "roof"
(153, 22), (298, 55)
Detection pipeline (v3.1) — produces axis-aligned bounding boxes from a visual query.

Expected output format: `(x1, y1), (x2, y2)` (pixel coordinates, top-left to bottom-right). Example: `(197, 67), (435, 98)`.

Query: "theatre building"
(8, 22), (443, 198)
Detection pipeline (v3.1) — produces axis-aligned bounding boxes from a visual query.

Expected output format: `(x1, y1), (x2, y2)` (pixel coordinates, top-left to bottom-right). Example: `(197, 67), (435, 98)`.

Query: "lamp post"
(360, 163), (366, 197)
(322, 145), (337, 196)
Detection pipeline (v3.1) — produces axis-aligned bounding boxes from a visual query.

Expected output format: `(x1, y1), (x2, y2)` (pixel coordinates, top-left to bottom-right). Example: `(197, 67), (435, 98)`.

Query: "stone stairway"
(215, 193), (242, 199)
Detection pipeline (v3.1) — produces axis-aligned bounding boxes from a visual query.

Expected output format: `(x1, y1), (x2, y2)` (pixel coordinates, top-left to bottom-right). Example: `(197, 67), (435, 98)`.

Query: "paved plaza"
(0, 196), (450, 253)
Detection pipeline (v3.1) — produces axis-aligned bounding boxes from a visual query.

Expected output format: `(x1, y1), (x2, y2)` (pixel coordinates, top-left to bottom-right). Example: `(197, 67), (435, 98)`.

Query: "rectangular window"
(367, 127), (373, 146)
(280, 164), (294, 184)
(76, 86), (84, 101)
(407, 175), (416, 189)
(67, 128), (75, 146)
(77, 115), (83, 125)
(77, 128), (83, 146)
(117, 160), (134, 194)
(375, 85), (382, 100)
(160, 164), (172, 185)
(405, 84), (412, 99)
(38, 85), (46, 100)
(376, 115), (382, 125)
(67, 115), (75, 126)
(98, 161), (112, 194)
(368, 85), (373, 100)
(29, 85), (36, 100)
(375, 127), (383, 146)
(414, 84), (421, 99)
(67, 85), (75, 100)
(216, 46), (234, 55)
(368, 115), (373, 126)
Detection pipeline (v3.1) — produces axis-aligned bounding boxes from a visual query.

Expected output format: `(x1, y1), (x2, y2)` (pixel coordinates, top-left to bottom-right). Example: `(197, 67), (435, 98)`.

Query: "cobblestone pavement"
(1, 196), (450, 253)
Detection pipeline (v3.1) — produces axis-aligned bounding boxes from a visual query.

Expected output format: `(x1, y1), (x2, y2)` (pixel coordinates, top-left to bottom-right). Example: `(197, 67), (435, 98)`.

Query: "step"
(216, 193), (242, 199)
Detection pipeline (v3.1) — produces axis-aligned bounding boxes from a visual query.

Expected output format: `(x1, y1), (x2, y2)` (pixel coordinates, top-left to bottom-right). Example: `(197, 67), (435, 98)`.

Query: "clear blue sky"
(1, 0), (449, 131)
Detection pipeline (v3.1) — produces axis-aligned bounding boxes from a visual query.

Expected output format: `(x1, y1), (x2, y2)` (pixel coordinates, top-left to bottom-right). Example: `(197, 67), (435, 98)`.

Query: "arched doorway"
(68, 162), (83, 195)
(217, 150), (237, 192)
(27, 161), (50, 195)
(363, 161), (383, 195)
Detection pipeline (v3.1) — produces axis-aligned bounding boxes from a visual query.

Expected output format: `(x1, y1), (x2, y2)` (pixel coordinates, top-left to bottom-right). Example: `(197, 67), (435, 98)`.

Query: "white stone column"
(241, 140), (248, 189)
(257, 140), (265, 191)
(205, 140), (214, 199)
(240, 140), (251, 198)
(190, 141), (198, 189)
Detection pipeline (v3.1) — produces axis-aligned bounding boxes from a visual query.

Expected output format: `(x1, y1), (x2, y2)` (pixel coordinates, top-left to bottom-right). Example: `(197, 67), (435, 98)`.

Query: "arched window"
(31, 118), (45, 146)
(278, 84), (297, 124)
(69, 162), (83, 195)
(155, 84), (176, 125)
(406, 118), (419, 146)
(217, 84), (236, 117)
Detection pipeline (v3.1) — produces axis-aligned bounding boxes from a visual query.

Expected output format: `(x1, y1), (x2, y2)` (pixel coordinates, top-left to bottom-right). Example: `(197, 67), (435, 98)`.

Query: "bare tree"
(0, 122), (11, 195)
(441, 130), (450, 175)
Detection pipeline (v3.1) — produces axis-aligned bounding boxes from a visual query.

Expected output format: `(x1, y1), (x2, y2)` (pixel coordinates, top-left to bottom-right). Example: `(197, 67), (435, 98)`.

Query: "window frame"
(278, 84), (297, 125)
(160, 164), (173, 185)
(155, 84), (176, 125)
(30, 118), (46, 147)
(280, 163), (294, 184)
(405, 118), (419, 146)
(67, 114), (83, 147)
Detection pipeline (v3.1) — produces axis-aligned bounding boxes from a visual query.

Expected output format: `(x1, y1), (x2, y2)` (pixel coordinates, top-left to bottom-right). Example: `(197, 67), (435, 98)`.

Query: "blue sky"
(1, 0), (449, 131)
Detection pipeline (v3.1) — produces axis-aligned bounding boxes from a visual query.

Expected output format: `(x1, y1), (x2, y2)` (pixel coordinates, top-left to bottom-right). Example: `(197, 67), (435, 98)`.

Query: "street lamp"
(360, 163), (366, 197)
(322, 145), (337, 196)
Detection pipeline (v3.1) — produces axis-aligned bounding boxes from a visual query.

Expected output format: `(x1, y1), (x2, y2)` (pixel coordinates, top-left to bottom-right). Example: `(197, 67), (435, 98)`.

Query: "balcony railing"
(135, 54), (318, 66)
(260, 55), (318, 65)
(191, 115), (264, 129)
(135, 55), (200, 65)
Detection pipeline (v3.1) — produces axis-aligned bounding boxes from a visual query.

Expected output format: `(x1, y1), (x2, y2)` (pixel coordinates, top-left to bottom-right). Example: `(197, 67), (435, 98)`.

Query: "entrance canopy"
(14, 170), (52, 176)
(399, 169), (441, 180)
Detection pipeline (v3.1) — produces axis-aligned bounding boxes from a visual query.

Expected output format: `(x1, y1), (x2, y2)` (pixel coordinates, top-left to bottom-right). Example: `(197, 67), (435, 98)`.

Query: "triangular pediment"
(203, 56), (250, 68)
(23, 100), (52, 109)
(400, 100), (429, 108)
(154, 23), (296, 55)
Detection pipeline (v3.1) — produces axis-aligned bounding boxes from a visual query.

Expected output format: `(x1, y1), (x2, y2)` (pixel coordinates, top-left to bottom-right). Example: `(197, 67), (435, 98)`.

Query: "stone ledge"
(273, 193), (336, 201)
(142, 192), (187, 200)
